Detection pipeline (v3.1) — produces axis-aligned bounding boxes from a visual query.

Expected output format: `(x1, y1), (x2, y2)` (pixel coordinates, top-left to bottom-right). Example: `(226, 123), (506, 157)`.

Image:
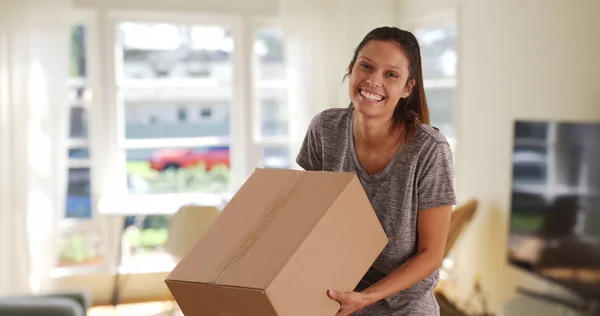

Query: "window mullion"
(231, 16), (259, 189)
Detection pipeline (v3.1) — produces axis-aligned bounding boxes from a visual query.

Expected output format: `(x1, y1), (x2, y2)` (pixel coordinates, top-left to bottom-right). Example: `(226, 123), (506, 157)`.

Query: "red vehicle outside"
(149, 146), (230, 172)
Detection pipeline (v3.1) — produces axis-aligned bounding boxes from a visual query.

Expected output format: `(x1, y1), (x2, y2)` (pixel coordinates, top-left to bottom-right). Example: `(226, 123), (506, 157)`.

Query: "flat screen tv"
(508, 120), (600, 300)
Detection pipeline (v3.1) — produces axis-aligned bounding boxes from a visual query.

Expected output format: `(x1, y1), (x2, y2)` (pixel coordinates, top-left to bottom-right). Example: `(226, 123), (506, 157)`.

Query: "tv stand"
(517, 287), (599, 316)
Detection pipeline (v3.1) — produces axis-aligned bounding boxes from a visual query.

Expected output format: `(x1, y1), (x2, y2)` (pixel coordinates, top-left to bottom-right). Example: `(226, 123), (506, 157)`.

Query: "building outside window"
(254, 26), (291, 170)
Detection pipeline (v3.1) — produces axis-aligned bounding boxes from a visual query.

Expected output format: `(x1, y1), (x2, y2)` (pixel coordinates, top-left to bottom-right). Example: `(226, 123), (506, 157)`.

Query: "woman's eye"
(359, 62), (371, 70)
(386, 72), (399, 78)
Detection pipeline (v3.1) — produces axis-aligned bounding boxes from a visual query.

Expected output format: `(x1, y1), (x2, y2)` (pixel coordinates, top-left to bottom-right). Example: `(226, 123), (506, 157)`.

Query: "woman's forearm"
(360, 250), (442, 305)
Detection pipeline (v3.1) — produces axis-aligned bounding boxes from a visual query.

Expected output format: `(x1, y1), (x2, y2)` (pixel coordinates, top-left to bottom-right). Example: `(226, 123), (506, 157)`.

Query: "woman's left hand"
(327, 289), (371, 316)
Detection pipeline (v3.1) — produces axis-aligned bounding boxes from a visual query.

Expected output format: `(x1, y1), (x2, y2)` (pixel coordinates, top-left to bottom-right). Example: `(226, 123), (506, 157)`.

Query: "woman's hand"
(327, 289), (371, 316)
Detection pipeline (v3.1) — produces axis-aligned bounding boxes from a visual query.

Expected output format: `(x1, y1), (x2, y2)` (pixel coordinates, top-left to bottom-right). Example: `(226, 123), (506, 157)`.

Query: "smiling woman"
(297, 27), (456, 316)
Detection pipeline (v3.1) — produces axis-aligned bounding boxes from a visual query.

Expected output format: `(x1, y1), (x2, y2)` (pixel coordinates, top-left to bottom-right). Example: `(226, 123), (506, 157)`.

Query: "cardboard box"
(165, 168), (388, 316)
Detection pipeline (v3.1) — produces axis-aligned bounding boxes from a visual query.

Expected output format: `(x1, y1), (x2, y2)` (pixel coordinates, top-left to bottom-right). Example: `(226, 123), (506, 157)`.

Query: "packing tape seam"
(210, 170), (305, 283)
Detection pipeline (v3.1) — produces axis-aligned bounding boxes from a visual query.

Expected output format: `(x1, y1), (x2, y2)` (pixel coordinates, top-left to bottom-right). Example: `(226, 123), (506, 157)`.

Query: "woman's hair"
(346, 26), (429, 142)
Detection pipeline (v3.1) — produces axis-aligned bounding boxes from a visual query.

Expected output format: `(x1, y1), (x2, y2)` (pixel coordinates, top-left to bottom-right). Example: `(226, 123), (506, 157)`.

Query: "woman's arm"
(328, 205), (452, 316)
(362, 205), (452, 300)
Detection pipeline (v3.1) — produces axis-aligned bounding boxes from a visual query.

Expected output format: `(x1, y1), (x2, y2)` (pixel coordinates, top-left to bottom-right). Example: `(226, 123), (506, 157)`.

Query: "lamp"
(164, 205), (220, 261)
(162, 205), (219, 315)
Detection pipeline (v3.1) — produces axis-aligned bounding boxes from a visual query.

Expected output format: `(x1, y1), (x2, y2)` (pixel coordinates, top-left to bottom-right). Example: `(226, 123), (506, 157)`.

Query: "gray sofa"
(0, 291), (91, 316)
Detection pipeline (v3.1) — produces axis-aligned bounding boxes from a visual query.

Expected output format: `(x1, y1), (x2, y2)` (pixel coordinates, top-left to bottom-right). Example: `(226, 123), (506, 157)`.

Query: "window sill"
(98, 192), (231, 215)
(51, 254), (177, 279)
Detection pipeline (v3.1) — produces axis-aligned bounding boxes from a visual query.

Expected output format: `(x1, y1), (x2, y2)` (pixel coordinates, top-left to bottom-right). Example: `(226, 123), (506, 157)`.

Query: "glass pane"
(259, 92), (288, 137)
(255, 28), (285, 80)
(66, 167), (92, 219)
(126, 146), (230, 194)
(70, 25), (87, 78)
(261, 146), (290, 169)
(123, 97), (230, 139)
(119, 22), (233, 81)
(426, 87), (455, 140)
(255, 27), (288, 137)
(68, 148), (90, 159)
(58, 231), (103, 267)
(69, 106), (89, 139)
(415, 25), (457, 80)
(121, 215), (172, 270)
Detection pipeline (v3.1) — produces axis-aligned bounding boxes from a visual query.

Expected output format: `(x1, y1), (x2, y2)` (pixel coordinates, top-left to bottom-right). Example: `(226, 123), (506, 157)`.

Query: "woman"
(296, 27), (457, 315)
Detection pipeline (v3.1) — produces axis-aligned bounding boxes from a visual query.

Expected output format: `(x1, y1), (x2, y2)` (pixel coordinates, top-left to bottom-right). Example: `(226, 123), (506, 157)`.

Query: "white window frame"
(409, 14), (459, 152)
(53, 8), (112, 278)
(249, 17), (294, 169)
(408, 13), (462, 210)
(98, 11), (256, 216)
(55, 9), (293, 276)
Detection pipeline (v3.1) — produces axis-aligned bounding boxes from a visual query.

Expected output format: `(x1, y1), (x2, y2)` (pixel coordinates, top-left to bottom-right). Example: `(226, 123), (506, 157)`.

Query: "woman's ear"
(401, 79), (416, 98)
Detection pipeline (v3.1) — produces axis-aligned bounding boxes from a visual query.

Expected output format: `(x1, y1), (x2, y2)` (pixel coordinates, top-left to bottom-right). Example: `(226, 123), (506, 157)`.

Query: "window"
(117, 22), (233, 197)
(66, 24), (91, 220)
(254, 25), (291, 169)
(92, 15), (293, 274)
(57, 17), (105, 270)
(199, 107), (212, 118)
(415, 24), (457, 151)
(113, 20), (238, 270)
(121, 214), (172, 272)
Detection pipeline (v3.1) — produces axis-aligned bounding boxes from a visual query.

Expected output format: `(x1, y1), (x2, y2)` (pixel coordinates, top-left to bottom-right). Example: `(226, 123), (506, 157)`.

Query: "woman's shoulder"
(309, 107), (352, 132)
(317, 107), (352, 121)
(413, 124), (451, 147)
(406, 124), (454, 162)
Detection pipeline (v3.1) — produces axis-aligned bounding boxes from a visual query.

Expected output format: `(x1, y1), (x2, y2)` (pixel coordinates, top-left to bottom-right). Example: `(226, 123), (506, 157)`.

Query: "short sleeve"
(295, 113), (323, 171)
(418, 142), (457, 210)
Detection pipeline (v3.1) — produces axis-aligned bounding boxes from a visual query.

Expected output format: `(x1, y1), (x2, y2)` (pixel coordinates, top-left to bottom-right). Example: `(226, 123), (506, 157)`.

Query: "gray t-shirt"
(296, 108), (457, 316)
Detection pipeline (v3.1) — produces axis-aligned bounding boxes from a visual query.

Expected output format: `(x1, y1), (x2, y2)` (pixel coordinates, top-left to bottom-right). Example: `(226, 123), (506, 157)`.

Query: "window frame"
(250, 17), (294, 169)
(409, 16), (459, 152)
(409, 14), (461, 204)
(53, 8), (110, 277)
(99, 11), (254, 215)
(55, 10), (293, 277)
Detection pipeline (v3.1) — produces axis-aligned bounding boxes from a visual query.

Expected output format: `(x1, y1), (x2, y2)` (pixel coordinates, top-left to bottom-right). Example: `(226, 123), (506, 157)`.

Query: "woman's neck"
(353, 110), (402, 150)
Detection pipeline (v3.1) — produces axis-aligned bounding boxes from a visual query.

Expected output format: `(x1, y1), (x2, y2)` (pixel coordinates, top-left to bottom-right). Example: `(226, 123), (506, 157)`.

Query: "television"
(508, 120), (600, 302)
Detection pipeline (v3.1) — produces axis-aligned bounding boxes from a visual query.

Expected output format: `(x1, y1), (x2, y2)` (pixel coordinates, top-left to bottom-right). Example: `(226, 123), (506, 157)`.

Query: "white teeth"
(360, 89), (383, 102)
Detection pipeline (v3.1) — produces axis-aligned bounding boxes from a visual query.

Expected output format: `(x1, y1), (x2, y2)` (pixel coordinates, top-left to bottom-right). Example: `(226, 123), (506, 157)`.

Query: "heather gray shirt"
(296, 108), (457, 316)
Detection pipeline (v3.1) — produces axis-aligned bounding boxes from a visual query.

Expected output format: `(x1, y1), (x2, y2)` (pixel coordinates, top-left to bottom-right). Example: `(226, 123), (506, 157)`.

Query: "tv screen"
(508, 120), (600, 299)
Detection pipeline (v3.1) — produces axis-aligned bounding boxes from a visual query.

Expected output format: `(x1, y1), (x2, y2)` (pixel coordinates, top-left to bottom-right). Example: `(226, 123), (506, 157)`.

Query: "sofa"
(0, 290), (91, 316)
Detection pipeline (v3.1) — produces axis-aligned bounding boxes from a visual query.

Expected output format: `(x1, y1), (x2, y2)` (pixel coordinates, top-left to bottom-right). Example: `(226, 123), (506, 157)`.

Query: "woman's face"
(348, 40), (415, 120)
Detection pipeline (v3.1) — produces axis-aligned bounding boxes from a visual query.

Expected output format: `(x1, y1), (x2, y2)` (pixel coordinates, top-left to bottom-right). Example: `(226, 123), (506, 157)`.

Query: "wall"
(399, 0), (600, 314)
(73, 0), (279, 16)
(396, 0), (455, 29)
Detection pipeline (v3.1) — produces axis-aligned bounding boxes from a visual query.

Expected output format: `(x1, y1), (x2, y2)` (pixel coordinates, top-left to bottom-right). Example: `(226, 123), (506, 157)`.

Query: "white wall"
(74, 0), (279, 16)
(400, 0), (600, 314)
(396, 0), (455, 29)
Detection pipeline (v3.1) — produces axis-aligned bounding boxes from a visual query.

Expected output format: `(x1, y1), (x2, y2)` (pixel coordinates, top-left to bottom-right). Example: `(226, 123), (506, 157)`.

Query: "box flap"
(166, 168), (356, 290)
(165, 280), (278, 316)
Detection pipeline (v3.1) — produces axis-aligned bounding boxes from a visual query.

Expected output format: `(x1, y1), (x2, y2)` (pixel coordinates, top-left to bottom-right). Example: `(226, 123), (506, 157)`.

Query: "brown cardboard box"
(165, 168), (388, 316)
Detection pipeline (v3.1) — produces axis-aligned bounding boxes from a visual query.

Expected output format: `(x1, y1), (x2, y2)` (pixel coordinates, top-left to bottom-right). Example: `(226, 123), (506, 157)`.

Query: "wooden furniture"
(445, 199), (478, 258)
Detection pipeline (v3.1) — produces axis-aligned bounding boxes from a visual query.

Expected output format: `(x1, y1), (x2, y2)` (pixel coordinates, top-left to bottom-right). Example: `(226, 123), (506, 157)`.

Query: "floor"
(89, 301), (182, 316)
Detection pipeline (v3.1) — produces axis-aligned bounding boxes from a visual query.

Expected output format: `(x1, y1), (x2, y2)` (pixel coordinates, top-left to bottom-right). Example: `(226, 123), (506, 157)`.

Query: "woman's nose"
(366, 74), (382, 87)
